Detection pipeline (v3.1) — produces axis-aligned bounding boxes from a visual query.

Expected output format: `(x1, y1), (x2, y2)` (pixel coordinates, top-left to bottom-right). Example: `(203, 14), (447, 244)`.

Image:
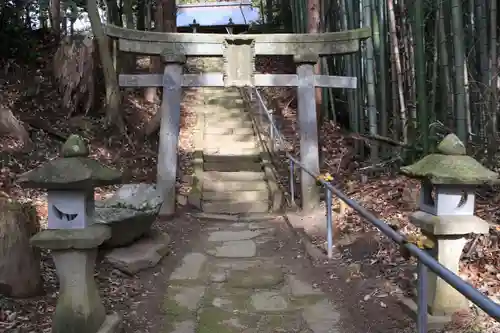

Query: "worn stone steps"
(204, 127), (255, 136)
(203, 179), (269, 192)
(203, 171), (265, 182)
(203, 147), (261, 158)
(205, 119), (254, 129)
(201, 200), (270, 214)
(204, 108), (246, 116)
(207, 97), (245, 107)
(186, 71), (275, 215)
(203, 155), (261, 165)
(203, 160), (263, 172)
(202, 190), (268, 202)
(203, 133), (257, 143)
(204, 114), (251, 124)
(203, 140), (259, 151)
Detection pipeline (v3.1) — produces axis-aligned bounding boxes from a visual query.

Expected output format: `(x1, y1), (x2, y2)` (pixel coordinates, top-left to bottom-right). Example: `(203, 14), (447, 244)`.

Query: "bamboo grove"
(264, 0), (500, 164)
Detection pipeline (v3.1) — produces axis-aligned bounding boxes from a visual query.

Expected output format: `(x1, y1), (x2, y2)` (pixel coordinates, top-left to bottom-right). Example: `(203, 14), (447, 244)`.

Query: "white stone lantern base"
(410, 211), (490, 316)
(30, 225), (122, 333)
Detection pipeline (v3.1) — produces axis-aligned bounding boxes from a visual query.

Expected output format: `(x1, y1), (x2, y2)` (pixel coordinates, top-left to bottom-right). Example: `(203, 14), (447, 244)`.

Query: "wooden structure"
(176, 1), (259, 33)
(105, 25), (371, 215)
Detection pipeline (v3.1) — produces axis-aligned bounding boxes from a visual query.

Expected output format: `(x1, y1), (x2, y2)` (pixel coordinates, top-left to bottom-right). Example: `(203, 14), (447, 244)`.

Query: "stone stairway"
(187, 58), (280, 215)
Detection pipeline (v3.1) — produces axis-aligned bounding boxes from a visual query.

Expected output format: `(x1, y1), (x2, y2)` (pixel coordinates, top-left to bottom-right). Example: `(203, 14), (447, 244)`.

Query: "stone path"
(163, 219), (342, 333)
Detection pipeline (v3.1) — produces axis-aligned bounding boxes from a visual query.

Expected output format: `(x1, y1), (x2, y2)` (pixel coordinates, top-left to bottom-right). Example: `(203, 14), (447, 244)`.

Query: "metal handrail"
(243, 85), (500, 332)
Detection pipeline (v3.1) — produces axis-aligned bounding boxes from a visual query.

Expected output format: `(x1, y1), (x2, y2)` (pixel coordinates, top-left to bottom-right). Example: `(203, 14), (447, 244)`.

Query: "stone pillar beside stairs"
(400, 134), (496, 327)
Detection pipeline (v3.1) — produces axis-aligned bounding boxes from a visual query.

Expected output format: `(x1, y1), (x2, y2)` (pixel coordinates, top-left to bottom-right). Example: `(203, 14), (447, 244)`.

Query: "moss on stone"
(197, 307), (256, 333)
(197, 307), (235, 333)
(289, 294), (327, 308)
(258, 313), (308, 331)
(203, 285), (252, 314)
(401, 154), (498, 184)
(401, 133), (498, 184)
(436, 134), (466, 155)
(61, 134), (89, 158)
(226, 266), (284, 289)
(17, 157), (122, 189)
(162, 297), (193, 322)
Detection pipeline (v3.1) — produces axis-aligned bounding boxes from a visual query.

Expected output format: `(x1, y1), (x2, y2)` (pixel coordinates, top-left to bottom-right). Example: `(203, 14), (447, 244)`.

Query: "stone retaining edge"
(188, 98), (205, 210)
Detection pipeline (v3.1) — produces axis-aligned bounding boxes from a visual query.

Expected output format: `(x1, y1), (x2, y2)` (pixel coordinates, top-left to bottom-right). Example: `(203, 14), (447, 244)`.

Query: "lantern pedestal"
(411, 211), (490, 316)
(31, 225), (122, 333)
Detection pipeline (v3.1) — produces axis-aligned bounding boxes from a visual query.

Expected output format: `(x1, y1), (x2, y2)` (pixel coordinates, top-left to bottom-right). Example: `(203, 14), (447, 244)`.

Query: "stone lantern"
(17, 134), (123, 333)
(400, 134), (496, 323)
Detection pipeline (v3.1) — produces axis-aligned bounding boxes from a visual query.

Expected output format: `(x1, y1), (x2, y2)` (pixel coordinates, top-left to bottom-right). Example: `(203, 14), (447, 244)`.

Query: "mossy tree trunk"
(87, 0), (124, 130)
(0, 199), (42, 297)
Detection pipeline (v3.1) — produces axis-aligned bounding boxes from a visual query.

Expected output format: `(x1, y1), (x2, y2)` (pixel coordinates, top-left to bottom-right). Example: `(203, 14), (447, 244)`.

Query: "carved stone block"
(223, 37), (255, 87)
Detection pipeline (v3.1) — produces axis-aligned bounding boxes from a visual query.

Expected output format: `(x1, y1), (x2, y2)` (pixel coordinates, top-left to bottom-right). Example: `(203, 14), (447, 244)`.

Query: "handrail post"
(289, 159), (295, 206)
(417, 260), (429, 333)
(269, 111), (274, 152)
(325, 186), (334, 259)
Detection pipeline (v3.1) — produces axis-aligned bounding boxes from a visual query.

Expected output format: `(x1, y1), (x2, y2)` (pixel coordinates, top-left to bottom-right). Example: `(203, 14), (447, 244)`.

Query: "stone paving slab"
(163, 220), (342, 333)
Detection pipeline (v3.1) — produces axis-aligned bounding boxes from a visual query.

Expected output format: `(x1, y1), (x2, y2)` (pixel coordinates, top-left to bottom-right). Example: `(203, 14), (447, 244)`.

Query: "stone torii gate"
(105, 25), (370, 216)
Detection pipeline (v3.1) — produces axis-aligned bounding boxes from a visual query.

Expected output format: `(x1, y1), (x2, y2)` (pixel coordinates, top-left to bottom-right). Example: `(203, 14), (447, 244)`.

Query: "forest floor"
(0, 34), (498, 332)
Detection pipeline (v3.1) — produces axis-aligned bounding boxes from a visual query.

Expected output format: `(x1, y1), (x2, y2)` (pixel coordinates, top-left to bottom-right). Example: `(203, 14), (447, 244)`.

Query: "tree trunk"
(87, 0), (123, 129)
(137, 0), (146, 30)
(49, 0), (61, 35)
(0, 200), (42, 297)
(144, 0), (177, 134)
(0, 105), (30, 146)
(488, 0), (498, 163)
(122, 0), (136, 73)
(450, 0), (467, 144)
(144, 4), (162, 103)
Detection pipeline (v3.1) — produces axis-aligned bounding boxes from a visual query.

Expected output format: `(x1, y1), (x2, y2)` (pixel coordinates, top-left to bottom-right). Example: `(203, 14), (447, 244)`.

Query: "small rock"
(61, 134), (89, 157)
(103, 183), (162, 213)
(104, 231), (170, 274)
(437, 134), (466, 155)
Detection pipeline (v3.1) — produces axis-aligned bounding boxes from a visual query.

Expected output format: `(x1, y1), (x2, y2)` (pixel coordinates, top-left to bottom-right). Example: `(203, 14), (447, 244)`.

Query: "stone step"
(203, 160), (262, 172)
(205, 119), (253, 129)
(203, 147), (261, 157)
(203, 179), (269, 192)
(207, 98), (245, 109)
(203, 171), (265, 182)
(203, 153), (261, 164)
(203, 140), (259, 151)
(202, 190), (268, 202)
(204, 127), (255, 136)
(203, 133), (257, 144)
(201, 200), (270, 214)
(204, 113), (252, 123)
(205, 91), (241, 98)
(203, 107), (246, 115)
